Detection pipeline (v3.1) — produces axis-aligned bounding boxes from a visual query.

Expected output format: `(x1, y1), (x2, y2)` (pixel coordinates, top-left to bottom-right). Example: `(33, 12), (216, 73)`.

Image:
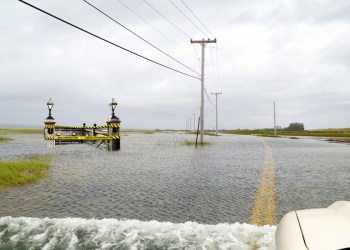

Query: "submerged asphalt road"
(1, 132), (350, 225)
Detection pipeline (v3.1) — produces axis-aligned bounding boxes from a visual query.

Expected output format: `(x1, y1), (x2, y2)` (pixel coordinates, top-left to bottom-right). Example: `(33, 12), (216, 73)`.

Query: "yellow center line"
(250, 140), (276, 225)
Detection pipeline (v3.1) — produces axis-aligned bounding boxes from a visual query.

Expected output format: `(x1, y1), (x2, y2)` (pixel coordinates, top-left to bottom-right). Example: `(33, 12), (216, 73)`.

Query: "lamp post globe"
(46, 98), (54, 120)
(109, 98), (118, 119)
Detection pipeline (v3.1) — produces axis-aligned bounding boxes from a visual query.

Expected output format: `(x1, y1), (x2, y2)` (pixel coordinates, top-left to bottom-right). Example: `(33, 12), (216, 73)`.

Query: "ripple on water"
(1, 133), (350, 225)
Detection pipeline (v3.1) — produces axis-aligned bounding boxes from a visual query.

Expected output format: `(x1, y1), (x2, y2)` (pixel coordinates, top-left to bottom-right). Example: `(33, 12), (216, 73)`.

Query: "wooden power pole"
(274, 101), (277, 136)
(211, 92), (222, 135)
(191, 38), (217, 143)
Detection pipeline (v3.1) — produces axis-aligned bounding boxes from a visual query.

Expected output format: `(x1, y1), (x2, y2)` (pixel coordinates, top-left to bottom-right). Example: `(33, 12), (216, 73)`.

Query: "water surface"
(1, 132), (349, 249)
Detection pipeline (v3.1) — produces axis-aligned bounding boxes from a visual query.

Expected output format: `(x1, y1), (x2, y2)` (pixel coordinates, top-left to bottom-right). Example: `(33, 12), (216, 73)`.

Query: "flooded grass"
(0, 128), (42, 134)
(326, 138), (350, 144)
(256, 134), (282, 138)
(182, 140), (210, 146)
(0, 156), (52, 188)
(0, 136), (13, 142)
(121, 129), (154, 134)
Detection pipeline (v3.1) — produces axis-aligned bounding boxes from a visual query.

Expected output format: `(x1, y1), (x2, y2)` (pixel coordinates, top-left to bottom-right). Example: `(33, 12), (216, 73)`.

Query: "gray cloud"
(1, 0), (350, 129)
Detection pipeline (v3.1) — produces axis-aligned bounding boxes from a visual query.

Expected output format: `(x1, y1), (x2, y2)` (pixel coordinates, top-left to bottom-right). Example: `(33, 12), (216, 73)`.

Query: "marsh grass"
(0, 136), (13, 142)
(204, 132), (220, 136)
(256, 134), (282, 138)
(0, 156), (52, 188)
(221, 129), (350, 138)
(120, 129), (154, 134)
(0, 128), (42, 134)
(326, 138), (350, 143)
(183, 140), (210, 146)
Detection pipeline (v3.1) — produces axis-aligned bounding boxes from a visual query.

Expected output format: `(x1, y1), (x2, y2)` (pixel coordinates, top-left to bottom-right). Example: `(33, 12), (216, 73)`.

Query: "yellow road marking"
(250, 140), (276, 225)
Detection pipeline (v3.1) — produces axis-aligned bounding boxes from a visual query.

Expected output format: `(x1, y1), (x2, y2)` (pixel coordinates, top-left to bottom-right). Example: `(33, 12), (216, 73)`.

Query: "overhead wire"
(216, 46), (347, 60)
(18, 0), (200, 80)
(208, 78), (350, 82)
(83, 0), (199, 75)
(205, 105), (216, 115)
(204, 98), (216, 121)
(207, 45), (222, 94)
(168, 0), (209, 38)
(204, 87), (215, 106)
(192, 43), (201, 68)
(179, 0), (215, 38)
(142, 0), (191, 39)
(171, 0), (220, 107)
(209, 46), (217, 81)
(117, 0), (196, 58)
(215, 45), (221, 81)
(176, 0), (220, 92)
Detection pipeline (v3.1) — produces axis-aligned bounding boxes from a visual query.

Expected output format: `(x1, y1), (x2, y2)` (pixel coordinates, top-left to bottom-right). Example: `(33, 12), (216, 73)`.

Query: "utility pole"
(274, 101), (277, 136)
(191, 38), (217, 143)
(211, 92), (222, 135)
(192, 114), (195, 132)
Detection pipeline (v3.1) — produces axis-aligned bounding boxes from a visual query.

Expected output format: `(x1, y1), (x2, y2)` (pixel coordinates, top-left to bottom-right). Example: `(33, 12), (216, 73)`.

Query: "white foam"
(0, 216), (276, 249)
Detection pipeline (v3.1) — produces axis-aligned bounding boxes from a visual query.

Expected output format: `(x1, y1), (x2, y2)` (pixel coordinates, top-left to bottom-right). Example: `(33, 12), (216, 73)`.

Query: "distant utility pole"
(192, 114), (196, 132)
(274, 101), (277, 136)
(211, 92), (222, 135)
(191, 38), (217, 143)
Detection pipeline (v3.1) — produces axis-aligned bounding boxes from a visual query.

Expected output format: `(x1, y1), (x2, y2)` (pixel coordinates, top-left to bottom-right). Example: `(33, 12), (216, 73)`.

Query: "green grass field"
(0, 156), (52, 188)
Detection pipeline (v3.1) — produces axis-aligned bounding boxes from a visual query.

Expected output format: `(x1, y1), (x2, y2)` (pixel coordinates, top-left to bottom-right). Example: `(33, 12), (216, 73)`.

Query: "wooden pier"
(44, 98), (121, 151)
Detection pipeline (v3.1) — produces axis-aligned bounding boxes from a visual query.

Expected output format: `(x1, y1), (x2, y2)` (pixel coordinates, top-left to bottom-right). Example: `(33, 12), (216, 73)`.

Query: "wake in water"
(0, 217), (275, 249)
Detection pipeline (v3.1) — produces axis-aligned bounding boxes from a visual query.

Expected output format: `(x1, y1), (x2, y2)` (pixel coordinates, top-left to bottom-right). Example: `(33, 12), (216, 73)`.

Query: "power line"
(18, 0), (200, 80)
(179, 0), (215, 37)
(83, 0), (199, 75)
(192, 43), (201, 68)
(208, 45), (221, 91)
(216, 46), (346, 60)
(117, 0), (196, 58)
(168, 0), (209, 38)
(143, 0), (191, 39)
(215, 45), (221, 82)
(204, 87), (214, 106)
(209, 46), (217, 82)
(205, 105), (216, 116)
(207, 77), (350, 83)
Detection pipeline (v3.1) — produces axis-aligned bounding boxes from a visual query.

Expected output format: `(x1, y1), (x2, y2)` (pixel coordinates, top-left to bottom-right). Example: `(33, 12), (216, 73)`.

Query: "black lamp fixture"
(109, 98), (118, 119)
(46, 98), (54, 120)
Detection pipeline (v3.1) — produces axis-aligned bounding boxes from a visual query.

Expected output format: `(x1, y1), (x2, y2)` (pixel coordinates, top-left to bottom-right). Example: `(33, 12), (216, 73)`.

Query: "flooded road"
(1, 132), (349, 225)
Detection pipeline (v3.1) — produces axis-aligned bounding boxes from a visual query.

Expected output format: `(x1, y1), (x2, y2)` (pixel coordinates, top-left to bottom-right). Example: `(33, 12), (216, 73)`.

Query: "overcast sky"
(1, 0), (350, 130)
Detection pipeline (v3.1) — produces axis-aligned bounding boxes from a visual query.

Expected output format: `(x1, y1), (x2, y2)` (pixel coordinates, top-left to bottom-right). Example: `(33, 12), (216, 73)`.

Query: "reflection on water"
(1, 133), (350, 225)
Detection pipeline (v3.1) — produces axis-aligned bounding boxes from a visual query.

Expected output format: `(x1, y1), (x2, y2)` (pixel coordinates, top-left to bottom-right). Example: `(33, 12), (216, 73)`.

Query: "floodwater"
(0, 132), (349, 249)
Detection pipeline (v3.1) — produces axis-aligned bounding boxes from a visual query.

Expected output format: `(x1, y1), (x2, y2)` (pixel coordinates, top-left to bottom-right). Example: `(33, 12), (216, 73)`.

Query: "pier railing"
(44, 98), (121, 151)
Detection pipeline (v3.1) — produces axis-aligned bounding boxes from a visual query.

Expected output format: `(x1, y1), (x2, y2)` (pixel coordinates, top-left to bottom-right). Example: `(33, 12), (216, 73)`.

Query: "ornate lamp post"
(106, 98), (121, 151)
(44, 98), (56, 147)
(109, 98), (118, 119)
(46, 98), (54, 120)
